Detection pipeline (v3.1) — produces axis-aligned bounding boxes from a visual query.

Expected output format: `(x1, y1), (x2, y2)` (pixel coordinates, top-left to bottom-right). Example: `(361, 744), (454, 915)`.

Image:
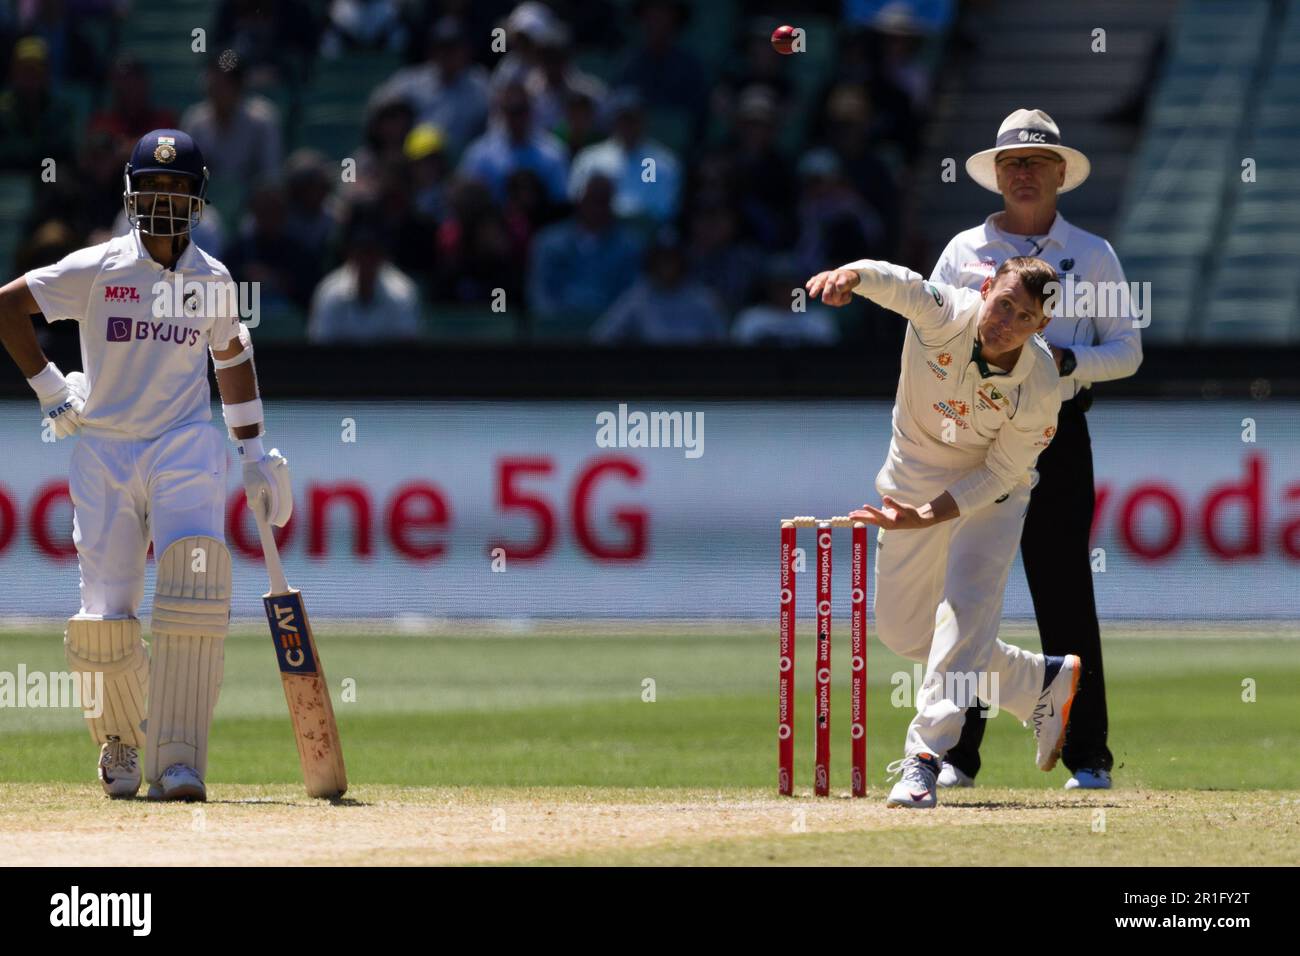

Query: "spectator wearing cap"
(568, 89), (681, 225)
(592, 228), (728, 344)
(490, 1), (562, 96)
(732, 254), (839, 346)
(181, 56), (283, 198)
(405, 123), (451, 221)
(458, 80), (569, 204)
(16, 0), (103, 85)
(308, 210), (422, 343)
(794, 147), (886, 279)
(615, 0), (706, 127)
(374, 17), (490, 161)
(521, 23), (608, 137)
(0, 36), (74, 171)
(88, 56), (179, 153)
(527, 173), (640, 337)
(685, 193), (764, 314)
(319, 0), (408, 58)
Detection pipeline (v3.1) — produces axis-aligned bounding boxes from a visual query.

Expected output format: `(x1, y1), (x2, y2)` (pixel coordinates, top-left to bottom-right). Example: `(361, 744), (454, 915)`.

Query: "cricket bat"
(255, 508), (348, 798)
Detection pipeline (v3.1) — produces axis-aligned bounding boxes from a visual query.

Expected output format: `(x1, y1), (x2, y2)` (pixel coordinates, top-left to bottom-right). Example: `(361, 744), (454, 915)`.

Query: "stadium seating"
(1115, 0), (1271, 343)
(1201, 0), (1300, 342)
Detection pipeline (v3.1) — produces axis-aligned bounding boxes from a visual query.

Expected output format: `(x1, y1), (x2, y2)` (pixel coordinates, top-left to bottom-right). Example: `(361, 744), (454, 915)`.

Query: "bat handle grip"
(254, 500), (290, 595)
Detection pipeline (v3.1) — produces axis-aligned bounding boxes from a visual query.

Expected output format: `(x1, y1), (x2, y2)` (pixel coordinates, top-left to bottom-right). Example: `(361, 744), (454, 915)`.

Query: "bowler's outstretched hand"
(805, 268), (861, 307)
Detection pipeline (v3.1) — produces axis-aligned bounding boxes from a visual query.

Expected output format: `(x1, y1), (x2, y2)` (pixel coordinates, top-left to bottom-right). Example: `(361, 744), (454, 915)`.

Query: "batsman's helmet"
(123, 129), (210, 237)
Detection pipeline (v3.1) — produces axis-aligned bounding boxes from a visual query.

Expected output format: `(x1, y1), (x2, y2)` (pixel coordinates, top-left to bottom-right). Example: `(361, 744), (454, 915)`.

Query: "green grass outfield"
(1, 625), (1297, 864)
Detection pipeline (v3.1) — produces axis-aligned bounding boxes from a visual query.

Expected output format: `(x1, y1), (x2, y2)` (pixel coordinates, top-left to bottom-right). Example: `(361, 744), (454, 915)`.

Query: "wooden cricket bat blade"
(263, 587), (348, 798)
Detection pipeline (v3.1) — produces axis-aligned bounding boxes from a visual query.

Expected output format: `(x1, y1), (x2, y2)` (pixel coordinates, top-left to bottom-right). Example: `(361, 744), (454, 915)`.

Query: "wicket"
(778, 517), (868, 797)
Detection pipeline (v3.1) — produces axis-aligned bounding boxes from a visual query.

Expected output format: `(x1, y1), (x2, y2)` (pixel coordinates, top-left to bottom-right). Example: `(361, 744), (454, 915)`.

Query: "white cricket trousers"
(69, 421), (228, 617)
(872, 481), (1046, 759)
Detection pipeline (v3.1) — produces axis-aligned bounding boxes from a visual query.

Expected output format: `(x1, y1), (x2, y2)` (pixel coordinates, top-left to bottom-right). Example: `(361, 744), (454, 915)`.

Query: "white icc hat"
(965, 108), (1091, 194)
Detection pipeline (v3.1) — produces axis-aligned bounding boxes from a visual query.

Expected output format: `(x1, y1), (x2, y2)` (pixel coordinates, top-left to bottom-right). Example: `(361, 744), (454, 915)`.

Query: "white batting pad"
(65, 616), (149, 747)
(146, 536), (232, 781)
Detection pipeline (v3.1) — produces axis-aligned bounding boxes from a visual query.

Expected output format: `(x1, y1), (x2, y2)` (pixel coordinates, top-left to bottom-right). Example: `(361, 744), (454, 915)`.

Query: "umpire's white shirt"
(930, 212), (1141, 400)
(25, 231), (241, 440)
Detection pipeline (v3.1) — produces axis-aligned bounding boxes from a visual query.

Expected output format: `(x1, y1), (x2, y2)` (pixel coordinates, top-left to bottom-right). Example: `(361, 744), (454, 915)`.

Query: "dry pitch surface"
(3, 784), (1298, 866)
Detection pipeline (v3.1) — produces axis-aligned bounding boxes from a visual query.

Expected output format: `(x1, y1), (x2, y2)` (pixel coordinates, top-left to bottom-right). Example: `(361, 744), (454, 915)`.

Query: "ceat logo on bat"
(103, 286), (140, 302)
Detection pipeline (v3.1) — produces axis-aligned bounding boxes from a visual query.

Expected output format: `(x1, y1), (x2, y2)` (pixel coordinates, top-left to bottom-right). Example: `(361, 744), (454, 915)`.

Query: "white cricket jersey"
(845, 260), (1062, 515)
(25, 231), (241, 440)
(931, 212), (1142, 400)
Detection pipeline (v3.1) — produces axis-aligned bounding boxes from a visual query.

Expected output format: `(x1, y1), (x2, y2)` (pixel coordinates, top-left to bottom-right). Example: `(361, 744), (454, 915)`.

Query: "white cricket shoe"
(147, 763), (207, 802)
(98, 737), (141, 798)
(1033, 654), (1081, 771)
(885, 753), (940, 809)
(937, 761), (974, 788)
(1065, 768), (1112, 790)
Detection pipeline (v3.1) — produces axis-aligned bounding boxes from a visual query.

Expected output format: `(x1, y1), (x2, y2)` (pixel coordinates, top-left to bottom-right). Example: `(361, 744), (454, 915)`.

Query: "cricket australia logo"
(976, 385), (1010, 413)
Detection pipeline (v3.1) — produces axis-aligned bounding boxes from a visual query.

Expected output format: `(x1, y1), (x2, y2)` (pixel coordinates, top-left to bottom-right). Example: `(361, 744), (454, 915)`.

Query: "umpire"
(930, 109), (1142, 789)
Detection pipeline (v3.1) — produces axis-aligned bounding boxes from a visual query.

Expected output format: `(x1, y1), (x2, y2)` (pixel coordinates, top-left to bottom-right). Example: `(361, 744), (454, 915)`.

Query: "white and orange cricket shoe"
(1033, 654), (1082, 771)
(885, 752), (940, 809)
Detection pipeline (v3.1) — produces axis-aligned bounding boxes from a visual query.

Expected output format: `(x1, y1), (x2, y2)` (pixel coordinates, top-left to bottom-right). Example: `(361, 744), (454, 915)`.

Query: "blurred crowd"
(1, 0), (956, 345)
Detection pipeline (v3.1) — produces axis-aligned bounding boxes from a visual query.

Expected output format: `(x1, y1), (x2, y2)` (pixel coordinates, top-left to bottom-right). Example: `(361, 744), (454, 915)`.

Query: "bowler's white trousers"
(872, 481), (1046, 758)
(69, 422), (228, 617)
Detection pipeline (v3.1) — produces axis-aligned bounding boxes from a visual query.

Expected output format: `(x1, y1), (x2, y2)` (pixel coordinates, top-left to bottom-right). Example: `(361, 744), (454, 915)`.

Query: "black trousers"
(943, 396), (1114, 776)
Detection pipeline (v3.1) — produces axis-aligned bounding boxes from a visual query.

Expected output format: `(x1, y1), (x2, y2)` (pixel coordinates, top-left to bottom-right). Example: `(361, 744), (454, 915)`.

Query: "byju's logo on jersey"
(105, 316), (202, 347)
(103, 285), (140, 303)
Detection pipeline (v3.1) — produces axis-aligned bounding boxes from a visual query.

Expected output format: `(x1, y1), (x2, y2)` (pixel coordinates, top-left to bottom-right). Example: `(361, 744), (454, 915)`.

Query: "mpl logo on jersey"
(105, 316), (202, 347)
(103, 285), (140, 303)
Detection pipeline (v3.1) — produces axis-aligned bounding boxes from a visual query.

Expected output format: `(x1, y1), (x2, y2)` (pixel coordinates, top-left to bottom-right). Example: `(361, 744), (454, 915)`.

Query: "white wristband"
(222, 398), (263, 428)
(26, 362), (66, 401)
(237, 436), (265, 459)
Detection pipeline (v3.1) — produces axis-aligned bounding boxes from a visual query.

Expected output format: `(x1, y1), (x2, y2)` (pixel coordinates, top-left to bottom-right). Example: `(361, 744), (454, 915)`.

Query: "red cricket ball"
(771, 24), (797, 55)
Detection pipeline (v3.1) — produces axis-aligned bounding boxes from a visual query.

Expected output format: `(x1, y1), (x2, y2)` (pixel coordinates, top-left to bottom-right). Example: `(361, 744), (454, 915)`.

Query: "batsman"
(0, 129), (291, 801)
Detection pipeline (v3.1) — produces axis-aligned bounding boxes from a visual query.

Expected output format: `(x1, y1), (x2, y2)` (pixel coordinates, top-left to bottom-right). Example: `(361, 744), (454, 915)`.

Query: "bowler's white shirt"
(845, 260), (1062, 514)
(930, 212), (1142, 400)
(25, 231), (240, 440)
